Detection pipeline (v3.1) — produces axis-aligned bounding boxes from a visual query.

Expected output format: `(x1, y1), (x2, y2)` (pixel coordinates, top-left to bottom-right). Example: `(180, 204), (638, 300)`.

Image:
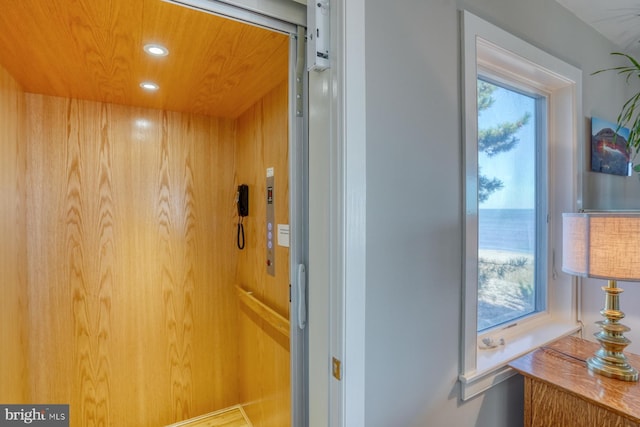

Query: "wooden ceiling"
(0, 0), (289, 118)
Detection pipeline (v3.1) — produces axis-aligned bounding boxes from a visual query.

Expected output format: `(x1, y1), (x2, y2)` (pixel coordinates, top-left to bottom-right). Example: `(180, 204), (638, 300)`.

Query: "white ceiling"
(556, 0), (640, 57)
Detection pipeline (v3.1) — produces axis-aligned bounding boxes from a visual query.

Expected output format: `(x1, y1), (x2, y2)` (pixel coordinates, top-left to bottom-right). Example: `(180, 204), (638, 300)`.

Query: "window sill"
(459, 319), (581, 400)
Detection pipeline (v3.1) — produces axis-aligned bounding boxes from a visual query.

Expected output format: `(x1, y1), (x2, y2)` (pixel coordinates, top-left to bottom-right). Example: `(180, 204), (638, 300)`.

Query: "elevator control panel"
(266, 167), (275, 276)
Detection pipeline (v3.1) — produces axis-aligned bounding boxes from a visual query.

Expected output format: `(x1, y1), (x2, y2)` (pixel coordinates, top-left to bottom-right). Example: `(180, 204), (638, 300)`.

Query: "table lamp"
(562, 212), (640, 381)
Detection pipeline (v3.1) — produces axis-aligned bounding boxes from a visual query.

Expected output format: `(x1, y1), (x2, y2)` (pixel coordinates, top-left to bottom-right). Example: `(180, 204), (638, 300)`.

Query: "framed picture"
(591, 116), (631, 176)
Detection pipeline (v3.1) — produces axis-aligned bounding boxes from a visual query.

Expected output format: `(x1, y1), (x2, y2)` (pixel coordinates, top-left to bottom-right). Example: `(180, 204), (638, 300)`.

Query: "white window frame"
(459, 10), (583, 400)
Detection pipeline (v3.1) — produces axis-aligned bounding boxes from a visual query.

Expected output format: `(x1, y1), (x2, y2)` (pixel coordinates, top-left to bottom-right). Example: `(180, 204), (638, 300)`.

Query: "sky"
(478, 83), (536, 210)
(591, 116), (630, 140)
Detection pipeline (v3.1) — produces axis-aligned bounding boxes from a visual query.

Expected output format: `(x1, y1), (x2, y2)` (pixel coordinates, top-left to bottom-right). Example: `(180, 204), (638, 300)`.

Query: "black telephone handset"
(236, 185), (248, 250)
(237, 184), (249, 217)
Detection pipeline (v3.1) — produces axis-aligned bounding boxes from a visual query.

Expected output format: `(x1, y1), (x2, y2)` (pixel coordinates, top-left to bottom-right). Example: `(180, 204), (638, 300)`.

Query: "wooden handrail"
(236, 286), (289, 339)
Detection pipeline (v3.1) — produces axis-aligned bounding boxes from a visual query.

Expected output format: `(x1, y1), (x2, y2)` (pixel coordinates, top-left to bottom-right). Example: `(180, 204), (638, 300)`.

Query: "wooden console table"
(509, 336), (640, 427)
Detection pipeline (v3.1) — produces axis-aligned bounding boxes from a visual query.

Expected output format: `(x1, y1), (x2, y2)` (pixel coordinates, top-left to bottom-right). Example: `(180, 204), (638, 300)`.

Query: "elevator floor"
(166, 405), (252, 427)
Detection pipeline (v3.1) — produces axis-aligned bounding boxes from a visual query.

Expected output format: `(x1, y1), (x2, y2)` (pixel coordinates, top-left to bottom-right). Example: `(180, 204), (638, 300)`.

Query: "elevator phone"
(236, 184), (248, 250)
(237, 184), (249, 217)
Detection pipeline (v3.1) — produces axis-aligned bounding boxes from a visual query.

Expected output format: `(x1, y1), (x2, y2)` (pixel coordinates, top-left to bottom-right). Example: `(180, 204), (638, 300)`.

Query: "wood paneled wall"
(25, 95), (239, 427)
(0, 65), (27, 403)
(235, 81), (290, 427)
(0, 69), (290, 427)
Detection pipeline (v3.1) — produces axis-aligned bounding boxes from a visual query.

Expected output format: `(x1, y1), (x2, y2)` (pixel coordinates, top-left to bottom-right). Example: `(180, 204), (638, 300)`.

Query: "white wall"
(362, 0), (466, 425)
(344, 0), (636, 426)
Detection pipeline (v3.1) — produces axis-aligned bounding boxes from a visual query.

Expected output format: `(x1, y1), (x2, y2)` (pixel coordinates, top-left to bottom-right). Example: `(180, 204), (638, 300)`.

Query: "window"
(476, 78), (546, 332)
(460, 11), (582, 400)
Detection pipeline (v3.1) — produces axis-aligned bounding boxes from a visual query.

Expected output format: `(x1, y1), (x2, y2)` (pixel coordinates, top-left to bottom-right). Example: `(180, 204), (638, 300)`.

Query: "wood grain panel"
(0, 0), (288, 118)
(523, 375), (531, 427)
(235, 81), (290, 315)
(235, 81), (290, 427)
(26, 94), (239, 427)
(528, 378), (638, 427)
(511, 336), (640, 427)
(0, 65), (27, 403)
(510, 336), (640, 423)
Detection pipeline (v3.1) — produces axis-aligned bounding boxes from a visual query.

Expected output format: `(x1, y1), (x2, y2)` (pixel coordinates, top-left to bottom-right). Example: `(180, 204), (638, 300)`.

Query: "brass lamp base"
(588, 280), (639, 382)
(587, 354), (638, 381)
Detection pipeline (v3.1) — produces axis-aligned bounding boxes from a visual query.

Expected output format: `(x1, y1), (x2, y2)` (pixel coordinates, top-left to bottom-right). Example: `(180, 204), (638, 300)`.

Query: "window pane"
(477, 79), (538, 331)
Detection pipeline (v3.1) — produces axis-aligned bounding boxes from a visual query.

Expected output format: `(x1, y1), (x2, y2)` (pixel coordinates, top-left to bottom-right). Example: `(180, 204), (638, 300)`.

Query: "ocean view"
(477, 208), (536, 330)
(479, 208), (535, 254)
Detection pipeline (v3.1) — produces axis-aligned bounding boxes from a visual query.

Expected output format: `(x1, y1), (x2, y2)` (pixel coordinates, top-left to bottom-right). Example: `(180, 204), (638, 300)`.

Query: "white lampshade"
(562, 213), (640, 282)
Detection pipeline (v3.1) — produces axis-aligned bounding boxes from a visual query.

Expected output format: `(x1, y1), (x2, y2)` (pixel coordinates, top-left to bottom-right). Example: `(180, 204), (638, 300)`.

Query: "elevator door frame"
(162, 2), (309, 426)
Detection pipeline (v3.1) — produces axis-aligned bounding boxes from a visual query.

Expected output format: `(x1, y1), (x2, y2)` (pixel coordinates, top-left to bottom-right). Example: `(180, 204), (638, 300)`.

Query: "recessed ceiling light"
(143, 44), (169, 57)
(140, 82), (159, 91)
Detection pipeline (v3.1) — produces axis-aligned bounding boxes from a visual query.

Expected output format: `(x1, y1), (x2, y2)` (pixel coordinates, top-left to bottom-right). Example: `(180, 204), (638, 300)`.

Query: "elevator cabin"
(0, 1), (306, 426)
